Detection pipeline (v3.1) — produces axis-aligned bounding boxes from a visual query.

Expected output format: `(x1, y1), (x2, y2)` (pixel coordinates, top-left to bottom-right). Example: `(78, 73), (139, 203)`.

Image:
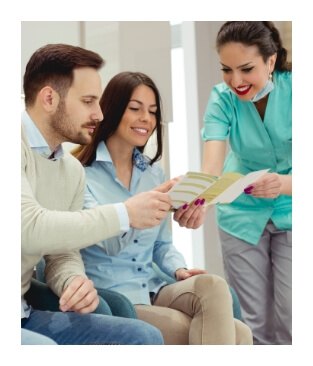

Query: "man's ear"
(38, 86), (60, 113)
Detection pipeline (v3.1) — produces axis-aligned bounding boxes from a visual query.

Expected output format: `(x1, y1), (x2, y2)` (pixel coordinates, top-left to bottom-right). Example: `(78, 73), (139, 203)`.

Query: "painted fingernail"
(194, 199), (201, 205)
(244, 186), (254, 194)
(200, 198), (205, 205)
(182, 203), (188, 209)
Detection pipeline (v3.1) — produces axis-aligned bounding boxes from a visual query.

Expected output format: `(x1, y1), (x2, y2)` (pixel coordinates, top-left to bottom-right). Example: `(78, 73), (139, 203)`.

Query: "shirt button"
(142, 284), (146, 288)
(134, 239), (138, 243)
(132, 258), (136, 262)
(138, 268), (142, 271)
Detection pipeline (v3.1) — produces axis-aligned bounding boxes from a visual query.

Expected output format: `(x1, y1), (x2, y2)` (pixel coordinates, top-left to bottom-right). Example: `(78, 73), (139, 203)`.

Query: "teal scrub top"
(201, 71), (292, 245)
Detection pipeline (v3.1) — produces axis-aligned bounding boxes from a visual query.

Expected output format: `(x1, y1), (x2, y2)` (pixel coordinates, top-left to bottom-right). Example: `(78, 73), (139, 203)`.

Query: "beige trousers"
(135, 274), (252, 345)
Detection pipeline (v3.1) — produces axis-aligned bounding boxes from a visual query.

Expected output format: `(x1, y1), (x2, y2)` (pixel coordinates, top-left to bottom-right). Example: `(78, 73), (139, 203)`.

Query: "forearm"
(44, 251), (87, 296)
(154, 243), (187, 278)
(202, 140), (226, 176)
(22, 200), (121, 256)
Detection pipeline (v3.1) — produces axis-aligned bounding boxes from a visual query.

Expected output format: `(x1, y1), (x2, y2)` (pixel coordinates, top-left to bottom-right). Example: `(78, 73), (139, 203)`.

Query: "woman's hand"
(175, 268), (208, 281)
(245, 173), (282, 198)
(173, 199), (208, 229)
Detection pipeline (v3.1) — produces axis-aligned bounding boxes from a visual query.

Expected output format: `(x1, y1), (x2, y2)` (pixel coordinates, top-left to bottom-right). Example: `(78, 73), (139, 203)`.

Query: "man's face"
(51, 67), (103, 145)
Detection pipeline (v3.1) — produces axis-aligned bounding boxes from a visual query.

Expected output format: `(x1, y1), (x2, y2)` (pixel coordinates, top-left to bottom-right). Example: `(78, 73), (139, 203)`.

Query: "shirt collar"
(21, 110), (64, 160)
(95, 141), (149, 172)
(133, 149), (149, 172)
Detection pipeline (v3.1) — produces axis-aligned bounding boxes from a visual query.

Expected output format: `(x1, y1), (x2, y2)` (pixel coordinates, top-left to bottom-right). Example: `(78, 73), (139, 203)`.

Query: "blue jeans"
(22, 309), (163, 345)
(21, 328), (57, 345)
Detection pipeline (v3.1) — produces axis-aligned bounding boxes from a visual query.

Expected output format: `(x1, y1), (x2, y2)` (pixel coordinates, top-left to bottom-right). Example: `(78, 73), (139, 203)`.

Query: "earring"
(269, 73), (272, 80)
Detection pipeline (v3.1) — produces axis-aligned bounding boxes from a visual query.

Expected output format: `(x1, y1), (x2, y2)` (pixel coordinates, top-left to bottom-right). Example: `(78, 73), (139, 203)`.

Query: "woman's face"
(115, 84), (157, 148)
(218, 42), (276, 101)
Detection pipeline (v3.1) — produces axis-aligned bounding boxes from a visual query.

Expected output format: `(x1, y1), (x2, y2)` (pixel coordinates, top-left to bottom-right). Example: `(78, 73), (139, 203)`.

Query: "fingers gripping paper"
(169, 169), (269, 209)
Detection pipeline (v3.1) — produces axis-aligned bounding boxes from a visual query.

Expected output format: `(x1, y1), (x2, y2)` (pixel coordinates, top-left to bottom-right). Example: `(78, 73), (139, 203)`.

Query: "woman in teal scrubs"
(201, 22), (292, 345)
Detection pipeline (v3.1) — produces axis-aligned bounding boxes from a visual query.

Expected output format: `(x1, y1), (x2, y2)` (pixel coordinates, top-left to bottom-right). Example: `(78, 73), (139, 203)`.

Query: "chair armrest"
(229, 286), (242, 320)
(25, 278), (113, 315)
(24, 278), (61, 312)
(96, 288), (137, 319)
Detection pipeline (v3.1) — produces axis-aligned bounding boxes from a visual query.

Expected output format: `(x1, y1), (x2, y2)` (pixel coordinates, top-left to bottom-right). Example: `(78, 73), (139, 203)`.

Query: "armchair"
(31, 259), (241, 321)
(31, 258), (136, 318)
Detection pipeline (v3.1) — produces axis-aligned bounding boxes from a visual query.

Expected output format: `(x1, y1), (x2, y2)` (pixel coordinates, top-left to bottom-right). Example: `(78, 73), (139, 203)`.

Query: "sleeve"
(152, 216), (187, 278)
(85, 185), (129, 233)
(201, 85), (233, 141)
(21, 142), (123, 257)
(44, 250), (87, 296)
(43, 168), (87, 296)
(82, 184), (130, 255)
(151, 167), (187, 278)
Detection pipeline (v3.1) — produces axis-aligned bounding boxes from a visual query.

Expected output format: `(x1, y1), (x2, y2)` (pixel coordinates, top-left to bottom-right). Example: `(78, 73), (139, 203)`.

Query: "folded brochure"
(169, 169), (269, 209)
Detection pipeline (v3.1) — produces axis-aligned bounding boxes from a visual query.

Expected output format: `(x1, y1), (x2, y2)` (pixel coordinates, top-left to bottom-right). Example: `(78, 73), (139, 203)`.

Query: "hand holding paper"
(244, 172), (283, 199)
(169, 169), (270, 209)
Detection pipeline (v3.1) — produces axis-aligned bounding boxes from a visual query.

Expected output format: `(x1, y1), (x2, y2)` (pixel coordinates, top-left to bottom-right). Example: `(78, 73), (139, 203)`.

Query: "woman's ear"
(38, 86), (60, 113)
(269, 53), (277, 74)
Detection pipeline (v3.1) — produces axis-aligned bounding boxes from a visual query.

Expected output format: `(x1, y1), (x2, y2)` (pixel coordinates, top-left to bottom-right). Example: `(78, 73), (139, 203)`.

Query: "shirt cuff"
(114, 202), (130, 232)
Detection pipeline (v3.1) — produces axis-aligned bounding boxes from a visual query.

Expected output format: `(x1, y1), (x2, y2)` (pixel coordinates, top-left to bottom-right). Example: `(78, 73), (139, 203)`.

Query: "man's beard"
(50, 100), (92, 146)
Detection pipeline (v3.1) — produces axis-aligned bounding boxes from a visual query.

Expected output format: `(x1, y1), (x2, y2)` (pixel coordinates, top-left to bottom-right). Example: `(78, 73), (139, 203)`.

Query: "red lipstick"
(234, 85), (252, 96)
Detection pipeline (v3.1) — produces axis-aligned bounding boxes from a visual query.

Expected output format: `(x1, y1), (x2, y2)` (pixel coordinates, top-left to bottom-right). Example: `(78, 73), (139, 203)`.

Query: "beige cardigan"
(21, 127), (122, 297)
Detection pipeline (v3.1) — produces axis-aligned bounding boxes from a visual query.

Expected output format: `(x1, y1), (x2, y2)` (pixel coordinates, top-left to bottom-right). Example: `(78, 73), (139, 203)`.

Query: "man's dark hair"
(23, 43), (104, 107)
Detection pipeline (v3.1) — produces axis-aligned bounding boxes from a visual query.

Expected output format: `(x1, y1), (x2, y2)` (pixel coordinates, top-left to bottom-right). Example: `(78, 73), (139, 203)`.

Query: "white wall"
(21, 21), (172, 171)
(21, 21), (172, 120)
(21, 22), (81, 93)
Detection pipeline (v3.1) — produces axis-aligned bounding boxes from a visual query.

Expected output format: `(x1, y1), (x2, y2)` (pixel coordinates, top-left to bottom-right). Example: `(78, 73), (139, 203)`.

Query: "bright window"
(168, 46), (193, 267)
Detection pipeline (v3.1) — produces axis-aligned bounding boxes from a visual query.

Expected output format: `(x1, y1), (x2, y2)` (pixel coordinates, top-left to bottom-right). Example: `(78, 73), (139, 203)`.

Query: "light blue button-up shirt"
(80, 142), (186, 305)
(201, 71), (292, 245)
(22, 110), (64, 159)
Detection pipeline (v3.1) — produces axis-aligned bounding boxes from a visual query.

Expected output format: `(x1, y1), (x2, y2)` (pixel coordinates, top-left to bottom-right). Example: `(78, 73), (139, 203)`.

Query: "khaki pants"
(135, 274), (252, 345)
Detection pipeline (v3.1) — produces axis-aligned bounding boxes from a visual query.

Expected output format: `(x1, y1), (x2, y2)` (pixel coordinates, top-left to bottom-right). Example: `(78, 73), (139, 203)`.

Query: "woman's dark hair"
(73, 71), (163, 166)
(23, 43), (104, 107)
(216, 21), (291, 71)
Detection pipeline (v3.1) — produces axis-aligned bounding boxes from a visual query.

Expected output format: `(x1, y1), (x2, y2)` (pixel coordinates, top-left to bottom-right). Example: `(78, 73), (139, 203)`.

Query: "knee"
(193, 274), (231, 302)
(234, 319), (253, 345)
(133, 320), (164, 345)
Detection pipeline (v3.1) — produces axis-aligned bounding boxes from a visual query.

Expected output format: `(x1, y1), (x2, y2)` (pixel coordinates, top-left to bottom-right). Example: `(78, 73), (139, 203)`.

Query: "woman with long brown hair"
(72, 71), (252, 345)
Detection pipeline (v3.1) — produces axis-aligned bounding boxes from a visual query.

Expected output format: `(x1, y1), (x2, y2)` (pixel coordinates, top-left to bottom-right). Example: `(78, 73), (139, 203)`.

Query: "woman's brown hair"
(216, 21), (291, 71)
(73, 71), (163, 166)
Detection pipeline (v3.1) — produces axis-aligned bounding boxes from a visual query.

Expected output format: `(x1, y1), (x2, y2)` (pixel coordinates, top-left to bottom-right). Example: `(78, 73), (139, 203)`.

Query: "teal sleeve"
(201, 85), (233, 141)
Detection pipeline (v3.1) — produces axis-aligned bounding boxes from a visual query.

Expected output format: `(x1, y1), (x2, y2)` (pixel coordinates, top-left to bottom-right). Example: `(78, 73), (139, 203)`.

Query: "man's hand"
(125, 191), (172, 229)
(173, 198), (209, 229)
(153, 177), (180, 193)
(59, 276), (99, 314)
(175, 268), (208, 281)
